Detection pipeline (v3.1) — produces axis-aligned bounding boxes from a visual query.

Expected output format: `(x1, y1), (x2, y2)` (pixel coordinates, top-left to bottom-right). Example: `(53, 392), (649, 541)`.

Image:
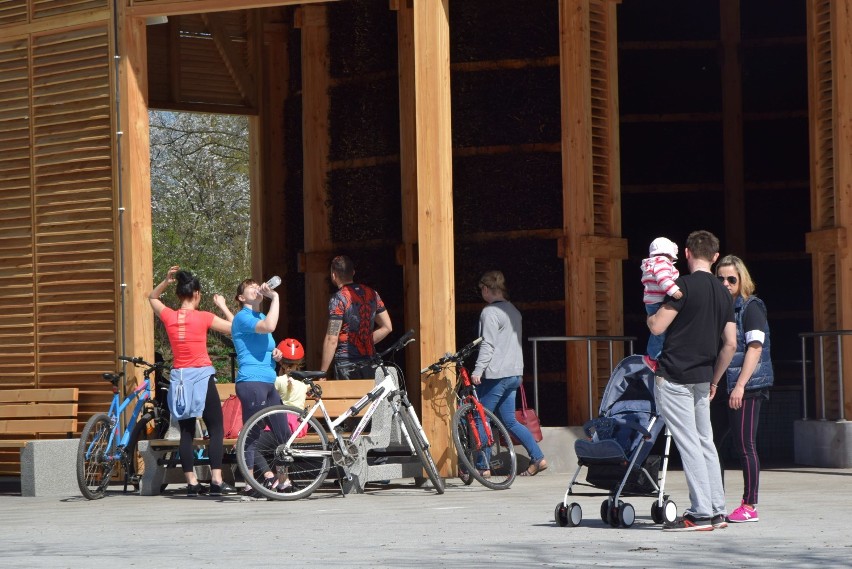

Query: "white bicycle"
(235, 330), (445, 500)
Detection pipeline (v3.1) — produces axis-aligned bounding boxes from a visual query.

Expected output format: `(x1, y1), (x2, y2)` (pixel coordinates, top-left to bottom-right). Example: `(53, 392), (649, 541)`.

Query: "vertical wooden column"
(805, 0), (852, 420)
(253, 10), (290, 334)
(116, 13), (154, 378)
(830, 0), (852, 419)
(396, 0), (456, 476)
(720, 0), (745, 253)
(298, 5), (333, 369)
(559, 0), (595, 424)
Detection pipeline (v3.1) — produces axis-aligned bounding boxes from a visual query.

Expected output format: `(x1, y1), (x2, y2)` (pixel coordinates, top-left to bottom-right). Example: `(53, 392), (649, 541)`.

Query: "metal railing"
(799, 330), (850, 422)
(528, 335), (637, 418)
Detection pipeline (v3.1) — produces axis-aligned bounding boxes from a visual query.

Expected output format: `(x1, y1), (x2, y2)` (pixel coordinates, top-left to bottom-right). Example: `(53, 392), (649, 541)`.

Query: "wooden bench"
(0, 388), (80, 496)
(0, 388), (79, 449)
(138, 377), (399, 495)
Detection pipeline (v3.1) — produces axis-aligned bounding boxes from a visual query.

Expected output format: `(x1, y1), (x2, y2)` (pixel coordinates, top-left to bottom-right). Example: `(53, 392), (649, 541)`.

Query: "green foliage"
(149, 111), (251, 376)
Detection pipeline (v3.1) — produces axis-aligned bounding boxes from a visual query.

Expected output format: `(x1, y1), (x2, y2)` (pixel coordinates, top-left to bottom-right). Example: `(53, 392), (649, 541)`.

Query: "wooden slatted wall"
(806, 0), (839, 418)
(0, 37), (35, 388)
(33, 0), (107, 19)
(31, 25), (116, 401)
(0, 2), (28, 26)
(0, 10), (116, 471)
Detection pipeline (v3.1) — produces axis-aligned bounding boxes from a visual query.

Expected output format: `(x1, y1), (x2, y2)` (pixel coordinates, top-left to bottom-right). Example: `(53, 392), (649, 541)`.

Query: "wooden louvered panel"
(30, 25), (117, 395)
(589, 0), (615, 238)
(32, 0), (107, 20)
(0, 37), (35, 388)
(0, 1), (28, 27)
(810, 0), (833, 229)
(588, 1), (623, 401)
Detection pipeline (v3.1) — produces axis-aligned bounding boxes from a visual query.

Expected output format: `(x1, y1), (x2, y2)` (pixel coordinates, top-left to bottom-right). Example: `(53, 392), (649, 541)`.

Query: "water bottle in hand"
(265, 275), (282, 289)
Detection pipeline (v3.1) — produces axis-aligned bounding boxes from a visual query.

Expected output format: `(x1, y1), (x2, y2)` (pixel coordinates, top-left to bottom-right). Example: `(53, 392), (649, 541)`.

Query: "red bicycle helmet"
(277, 338), (305, 362)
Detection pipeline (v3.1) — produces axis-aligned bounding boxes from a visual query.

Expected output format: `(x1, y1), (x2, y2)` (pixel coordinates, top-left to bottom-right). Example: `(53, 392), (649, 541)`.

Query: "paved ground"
(1, 466), (851, 568)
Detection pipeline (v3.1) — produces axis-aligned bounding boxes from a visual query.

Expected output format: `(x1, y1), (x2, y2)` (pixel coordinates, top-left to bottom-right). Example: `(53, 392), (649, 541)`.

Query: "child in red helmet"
(274, 338), (308, 409)
(272, 338), (308, 494)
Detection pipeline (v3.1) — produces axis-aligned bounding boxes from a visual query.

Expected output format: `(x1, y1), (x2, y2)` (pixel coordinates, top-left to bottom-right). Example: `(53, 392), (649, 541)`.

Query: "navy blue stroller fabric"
(574, 355), (664, 492)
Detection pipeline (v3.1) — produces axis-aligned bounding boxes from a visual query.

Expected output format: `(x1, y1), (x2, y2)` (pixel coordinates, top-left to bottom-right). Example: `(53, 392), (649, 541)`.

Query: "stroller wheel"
(609, 500), (623, 528)
(567, 502), (582, 527)
(618, 502), (635, 528)
(554, 503), (569, 527)
(651, 501), (663, 524)
(600, 499), (610, 523)
(663, 499), (678, 524)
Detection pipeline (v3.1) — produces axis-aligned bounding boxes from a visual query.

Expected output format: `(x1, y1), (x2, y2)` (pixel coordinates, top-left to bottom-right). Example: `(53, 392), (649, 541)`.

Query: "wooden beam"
(127, 0), (335, 18)
(397, 0), (455, 477)
(200, 13), (258, 108)
(721, 0), (745, 253)
(805, 227), (847, 253)
(298, 4), (332, 371)
(116, 14), (155, 388)
(559, 0), (595, 425)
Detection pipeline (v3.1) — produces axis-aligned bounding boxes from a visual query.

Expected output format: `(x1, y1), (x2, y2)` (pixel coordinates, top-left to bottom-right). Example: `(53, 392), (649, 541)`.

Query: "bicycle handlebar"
(377, 329), (415, 359)
(118, 356), (164, 370)
(420, 337), (483, 374)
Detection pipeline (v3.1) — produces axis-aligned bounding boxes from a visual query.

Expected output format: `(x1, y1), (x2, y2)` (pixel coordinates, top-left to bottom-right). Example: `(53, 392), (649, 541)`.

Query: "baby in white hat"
(641, 237), (683, 361)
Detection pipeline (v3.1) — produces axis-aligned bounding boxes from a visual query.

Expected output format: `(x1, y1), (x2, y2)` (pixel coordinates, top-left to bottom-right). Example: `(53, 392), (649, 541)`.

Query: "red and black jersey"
(328, 283), (386, 360)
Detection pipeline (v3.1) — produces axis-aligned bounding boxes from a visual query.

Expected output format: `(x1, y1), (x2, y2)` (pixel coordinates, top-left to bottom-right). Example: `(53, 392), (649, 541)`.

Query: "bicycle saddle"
(290, 371), (327, 381)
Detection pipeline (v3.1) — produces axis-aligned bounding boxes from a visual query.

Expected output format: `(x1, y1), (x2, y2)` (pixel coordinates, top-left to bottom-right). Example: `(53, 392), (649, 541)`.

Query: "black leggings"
(178, 377), (224, 473)
(730, 396), (762, 505)
(236, 381), (289, 475)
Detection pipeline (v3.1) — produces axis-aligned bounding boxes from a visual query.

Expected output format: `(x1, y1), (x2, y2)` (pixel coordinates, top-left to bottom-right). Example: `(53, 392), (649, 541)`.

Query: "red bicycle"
(422, 338), (517, 490)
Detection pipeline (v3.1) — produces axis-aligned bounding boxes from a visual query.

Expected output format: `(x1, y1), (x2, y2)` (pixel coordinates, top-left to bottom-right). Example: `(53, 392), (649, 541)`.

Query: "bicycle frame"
(285, 373), (418, 461)
(455, 366), (495, 448)
(85, 379), (151, 462)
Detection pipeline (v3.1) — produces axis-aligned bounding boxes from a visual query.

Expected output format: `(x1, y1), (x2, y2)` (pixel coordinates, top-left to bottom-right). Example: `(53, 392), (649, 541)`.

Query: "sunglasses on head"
(717, 275), (738, 285)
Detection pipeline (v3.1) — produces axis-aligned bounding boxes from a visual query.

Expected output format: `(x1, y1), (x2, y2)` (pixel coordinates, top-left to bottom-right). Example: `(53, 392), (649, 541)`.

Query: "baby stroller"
(554, 355), (677, 528)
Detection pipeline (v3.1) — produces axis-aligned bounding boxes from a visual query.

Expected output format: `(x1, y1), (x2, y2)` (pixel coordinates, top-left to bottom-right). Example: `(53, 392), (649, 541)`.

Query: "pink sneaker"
(728, 501), (759, 523)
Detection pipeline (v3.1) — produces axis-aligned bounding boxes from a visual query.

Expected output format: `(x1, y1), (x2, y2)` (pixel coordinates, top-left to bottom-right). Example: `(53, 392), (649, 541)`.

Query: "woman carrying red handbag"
(472, 270), (548, 477)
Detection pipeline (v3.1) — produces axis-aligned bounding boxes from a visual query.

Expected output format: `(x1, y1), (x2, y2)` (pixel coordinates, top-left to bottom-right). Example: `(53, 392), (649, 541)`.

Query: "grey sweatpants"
(654, 376), (726, 519)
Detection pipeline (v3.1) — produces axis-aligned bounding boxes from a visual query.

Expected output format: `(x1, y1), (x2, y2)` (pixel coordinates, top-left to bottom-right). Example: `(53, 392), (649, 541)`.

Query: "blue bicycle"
(77, 356), (169, 499)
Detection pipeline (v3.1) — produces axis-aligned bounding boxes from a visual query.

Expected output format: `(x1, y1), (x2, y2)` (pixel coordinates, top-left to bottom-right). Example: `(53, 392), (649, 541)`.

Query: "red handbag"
(513, 380), (543, 443)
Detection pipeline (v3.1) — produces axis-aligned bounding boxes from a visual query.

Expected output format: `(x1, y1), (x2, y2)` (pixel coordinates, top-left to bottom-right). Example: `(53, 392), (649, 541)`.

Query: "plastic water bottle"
(265, 275), (282, 289)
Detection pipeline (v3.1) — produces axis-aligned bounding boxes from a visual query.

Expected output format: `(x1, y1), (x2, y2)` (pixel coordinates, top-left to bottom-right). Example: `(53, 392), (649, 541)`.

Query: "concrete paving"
(1, 466), (851, 568)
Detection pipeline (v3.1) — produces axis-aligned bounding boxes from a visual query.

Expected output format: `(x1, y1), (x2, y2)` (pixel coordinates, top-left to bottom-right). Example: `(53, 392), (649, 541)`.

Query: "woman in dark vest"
(713, 255), (773, 523)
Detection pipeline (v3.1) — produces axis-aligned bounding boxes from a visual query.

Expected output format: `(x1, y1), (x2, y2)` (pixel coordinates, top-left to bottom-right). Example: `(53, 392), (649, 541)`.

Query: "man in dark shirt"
(320, 255), (392, 380)
(647, 230), (736, 531)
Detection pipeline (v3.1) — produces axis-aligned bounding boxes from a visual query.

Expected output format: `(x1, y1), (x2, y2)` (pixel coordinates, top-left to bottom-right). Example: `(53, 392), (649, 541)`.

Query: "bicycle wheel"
(124, 414), (148, 488)
(398, 406), (445, 494)
(236, 405), (330, 501)
(125, 410), (165, 489)
(452, 402), (517, 490)
(77, 413), (116, 500)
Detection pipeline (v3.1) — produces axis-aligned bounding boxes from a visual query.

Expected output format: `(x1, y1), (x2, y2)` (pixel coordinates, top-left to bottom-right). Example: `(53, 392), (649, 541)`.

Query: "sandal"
(520, 458), (548, 477)
(478, 470), (491, 478)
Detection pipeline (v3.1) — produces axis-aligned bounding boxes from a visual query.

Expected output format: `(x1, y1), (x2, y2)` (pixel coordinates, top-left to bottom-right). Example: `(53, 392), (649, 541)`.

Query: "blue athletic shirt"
(232, 307), (276, 383)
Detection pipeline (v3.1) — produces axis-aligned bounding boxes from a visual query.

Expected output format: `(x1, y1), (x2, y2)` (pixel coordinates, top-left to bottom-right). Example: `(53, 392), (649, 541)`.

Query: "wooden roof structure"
(0, 0), (850, 475)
